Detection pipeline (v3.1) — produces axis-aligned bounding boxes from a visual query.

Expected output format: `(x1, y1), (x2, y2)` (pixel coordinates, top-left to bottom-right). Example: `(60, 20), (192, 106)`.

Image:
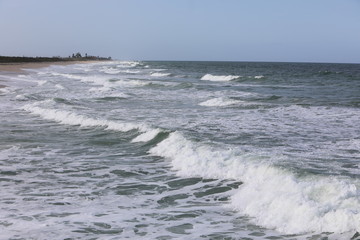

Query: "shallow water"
(0, 61), (359, 239)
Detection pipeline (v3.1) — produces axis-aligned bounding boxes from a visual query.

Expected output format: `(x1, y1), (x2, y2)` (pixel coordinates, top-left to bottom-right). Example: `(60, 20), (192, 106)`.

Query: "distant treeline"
(0, 53), (112, 63)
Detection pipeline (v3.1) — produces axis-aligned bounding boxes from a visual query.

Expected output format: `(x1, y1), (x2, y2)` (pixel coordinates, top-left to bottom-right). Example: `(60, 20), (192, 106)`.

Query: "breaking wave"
(254, 75), (264, 79)
(116, 61), (141, 68)
(199, 97), (244, 107)
(100, 67), (121, 75)
(55, 84), (65, 90)
(149, 132), (360, 235)
(150, 72), (172, 77)
(119, 69), (140, 74)
(201, 74), (240, 82)
(22, 103), (161, 143)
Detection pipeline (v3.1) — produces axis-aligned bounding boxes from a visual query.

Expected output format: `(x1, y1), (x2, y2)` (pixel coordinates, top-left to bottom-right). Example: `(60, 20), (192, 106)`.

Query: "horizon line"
(115, 59), (360, 65)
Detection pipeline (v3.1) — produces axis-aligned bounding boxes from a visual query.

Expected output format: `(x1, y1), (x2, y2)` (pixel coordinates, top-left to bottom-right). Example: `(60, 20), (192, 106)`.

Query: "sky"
(0, 0), (359, 63)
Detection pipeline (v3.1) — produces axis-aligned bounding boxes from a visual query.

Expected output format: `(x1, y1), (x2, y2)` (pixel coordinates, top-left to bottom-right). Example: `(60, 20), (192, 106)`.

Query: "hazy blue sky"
(1, 0), (359, 63)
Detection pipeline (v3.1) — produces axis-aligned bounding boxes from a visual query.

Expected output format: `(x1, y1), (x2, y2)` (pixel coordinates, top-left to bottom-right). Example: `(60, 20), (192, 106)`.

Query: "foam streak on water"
(0, 61), (359, 240)
(22, 102), (161, 143)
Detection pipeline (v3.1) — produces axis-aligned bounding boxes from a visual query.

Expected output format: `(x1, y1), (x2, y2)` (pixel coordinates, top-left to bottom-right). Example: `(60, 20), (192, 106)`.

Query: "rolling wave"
(199, 97), (244, 107)
(150, 72), (172, 77)
(149, 132), (360, 235)
(201, 74), (241, 82)
(22, 103), (161, 143)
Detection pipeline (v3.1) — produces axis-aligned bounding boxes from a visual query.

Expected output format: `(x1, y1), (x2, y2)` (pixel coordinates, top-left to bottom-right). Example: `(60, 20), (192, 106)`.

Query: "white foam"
(119, 69), (140, 74)
(149, 132), (360, 235)
(131, 129), (161, 143)
(37, 80), (47, 86)
(0, 146), (20, 160)
(201, 74), (240, 82)
(116, 61), (140, 68)
(88, 86), (111, 92)
(150, 72), (172, 77)
(55, 84), (65, 89)
(15, 94), (28, 101)
(50, 72), (82, 80)
(52, 73), (119, 90)
(254, 75), (264, 79)
(199, 97), (244, 107)
(120, 79), (149, 87)
(79, 75), (111, 85)
(0, 87), (11, 94)
(36, 71), (49, 76)
(22, 104), (160, 142)
(100, 68), (121, 75)
(54, 71), (148, 89)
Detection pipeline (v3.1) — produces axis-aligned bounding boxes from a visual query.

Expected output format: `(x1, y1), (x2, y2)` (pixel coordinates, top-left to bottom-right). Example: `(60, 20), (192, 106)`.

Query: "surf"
(149, 131), (360, 235)
(22, 102), (162, 143)
(201, 74), (241, 81)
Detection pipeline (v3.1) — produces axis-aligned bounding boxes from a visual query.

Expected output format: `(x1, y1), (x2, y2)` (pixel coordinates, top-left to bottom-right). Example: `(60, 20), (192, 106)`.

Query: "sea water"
(0, 61), (359, 239)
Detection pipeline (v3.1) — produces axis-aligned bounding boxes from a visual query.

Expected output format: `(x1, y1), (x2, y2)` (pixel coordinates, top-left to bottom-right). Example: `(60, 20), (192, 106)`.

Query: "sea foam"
(116, 61), (140, 68)
(199, 97), (244, 107)
(119, 69), (140, 74)
(131, 129), (162, 143)
(100, 67), (121, 75)
(22, 103), (160, 143)
(149, 132), (360, 235)
(150, 72), (172, 77)
(52, 72), (148, 89)
(201, 74), (240, 82)
(55, 84), (65, 90)
(254, 75), (264, 79)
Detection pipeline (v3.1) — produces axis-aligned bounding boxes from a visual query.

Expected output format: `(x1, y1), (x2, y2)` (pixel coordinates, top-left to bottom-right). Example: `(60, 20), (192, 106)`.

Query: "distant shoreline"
(0, 55), (111, 88)
(0, 55), (111, 74)
(0, 55), (111, 63)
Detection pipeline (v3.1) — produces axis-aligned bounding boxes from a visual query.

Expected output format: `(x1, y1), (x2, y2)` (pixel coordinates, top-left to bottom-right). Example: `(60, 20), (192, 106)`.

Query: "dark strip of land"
(0, 55), (111, 63)
(0, 55), (112, 74)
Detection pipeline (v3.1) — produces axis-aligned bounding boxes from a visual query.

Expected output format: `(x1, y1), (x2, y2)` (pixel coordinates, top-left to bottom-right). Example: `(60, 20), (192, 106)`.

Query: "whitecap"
(150, 72), (172, 77)
(22, 103), (161, 143)
(55, 84), (65, 89)
(0, 87), (11, 94)
(116, 61), (140, 68)
(114, 79), (150, 87)
(37, 80), (47, 86)
(149, 132), (360, 235)
(88, 86), (111, 92)
(254, 75), (264, 79)
(199, 97), (244, 107)
(15, 94), (28, 101)
(119, 69), (140, 74)
(131, 129), (162, 143)
(201, 74), (240, 82)
(50, 72), (82, 80)
(100, 68), (121, 75)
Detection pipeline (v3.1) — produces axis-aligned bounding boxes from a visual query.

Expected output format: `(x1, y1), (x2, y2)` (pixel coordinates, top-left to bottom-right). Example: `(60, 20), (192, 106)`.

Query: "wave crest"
(149, 132), (360, 235)
(22, 103), (160, 143)
(199, 97), (244, 107)
(201, 74), (240, 82)
(150, 72), (172, 77)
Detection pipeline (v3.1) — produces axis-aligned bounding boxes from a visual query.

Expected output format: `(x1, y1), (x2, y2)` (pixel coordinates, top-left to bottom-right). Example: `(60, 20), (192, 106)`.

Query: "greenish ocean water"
(0, 61), (359, 239)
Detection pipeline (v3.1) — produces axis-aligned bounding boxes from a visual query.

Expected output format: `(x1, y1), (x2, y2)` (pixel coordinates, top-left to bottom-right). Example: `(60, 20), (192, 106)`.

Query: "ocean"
(0, 61), (359, 240)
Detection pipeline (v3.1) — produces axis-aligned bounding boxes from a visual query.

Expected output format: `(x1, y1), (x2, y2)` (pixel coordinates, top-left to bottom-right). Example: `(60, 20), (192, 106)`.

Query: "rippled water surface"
(0, 61), (359, 239)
